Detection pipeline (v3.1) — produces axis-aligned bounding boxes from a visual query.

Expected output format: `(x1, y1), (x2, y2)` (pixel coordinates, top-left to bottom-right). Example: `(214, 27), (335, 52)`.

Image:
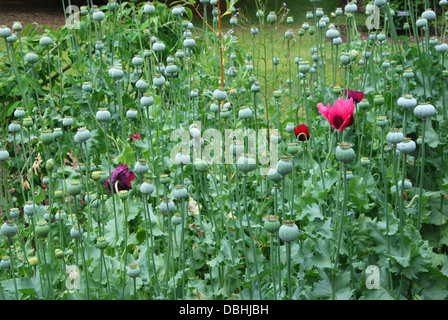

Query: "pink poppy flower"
(317, 98), (355, 132)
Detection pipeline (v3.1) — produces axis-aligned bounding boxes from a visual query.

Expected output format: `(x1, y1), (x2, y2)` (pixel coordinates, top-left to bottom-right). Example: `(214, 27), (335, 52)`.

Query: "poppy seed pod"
(1, 220), (18, 238)
(140, 180), (155, 195)
(422, 9), (436, 21)
(397, 138), (416, 154)
(14, 107), (25, 118)
(9, 208), (20, 219)
(39, 36), (53, 47)
(397, 95), (417, 110)
(153, 74), (166, 87)
(264, 215), (281, 234)
(279, 220), (300, 243)
(193, 159), (209, 172)
(96, 236), (108, 250)
(70, 225), (83, 239)
(414, 102), (436, 118)
(335, 142), (356, 163)
(8, 121), (21, 133)
(23, 201), (37, 216)
(416, 18), (428, 28)
(67, 180), (82, 196)
(267, 167), (283, 183)
(126, 109), (138, 119)
(74, 127), (91, 143)
(143, 3), (156, 15)
(171, 213), (182, 226)
(152, 41), (166, 53)
(35, 220), (51, 238)
(96, 108), (111, 122)
(92, 9), (105, 21)
(238, 106), (253, 119)
(172, 184), (188, 200)
(134, 159), (149, 175)
(132, 55), (144, 67)
(127, 263), (141, 278)
(159, 198), (176, 213)
(62, 116), (74, 127)
(140, 93), (154, 106)
(0, 148), (9, 162)
(267, 11), (277, 24)
(213, 88), (227, 101)
(135, 79), (149, 92)
(276, 155), (293, 175)
(237, 154), (256, 173)
(386, 128), (404, 145)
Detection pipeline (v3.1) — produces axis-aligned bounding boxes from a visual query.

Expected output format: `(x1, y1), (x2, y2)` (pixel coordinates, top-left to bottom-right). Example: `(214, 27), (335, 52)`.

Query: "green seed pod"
(335, 142), (356, 163)
(267, 167), (283, 183)
(118, 190), (129, 200)
(126, 109), (138, 120)
(358, 99), (370, 110)
(402, 68), (414, 79)
(1, 256), (11, 269)
(373, 95), (385, 106)
(397, 137), (416, 154)
(62, 116), (74, 127)
(1, 220), (18, 238)
(171, 213), (182, 226)
(276, 155), (293, 175)
(74, 127), (91, 143)
(23, 117), (33, 128)
(96, 108), (111, 122)
(236, 154), (256, 173)
(140, 180), (155, 195)
(360, 157), (370, 167)
(238, 106), (253, 119)
(376, 116), (389, 128)
(9, 208), (20, 219)
(67, 180), (82, 196)
(55, 248), (64, 259)
(39, 35), (53, 47)
(36, 220), (50, 238)
(386, 128), (404, 145)
(193, 159), (209, 172)
(267, 11), (277, 24)
(96, 236), (108, 250)
(279, 220), (300, 243)
(172, 184), (189, 200)
(40, 129), (54, 145)
(160, 174), (170, 185)
(46, 158), (55, 172)
(8, 121), (21, 133)
(264, 215), (281, 234)
(298, 61), (311, 74)
(134, 159), (149, 175)
(127, 263), (141, 278)
(70, 225), (83, 239)
(23, 201), (37, 216)
(0, 148), (10, 162)
(397, 94), (417, 110)
(287, 143), (301, 156)
(414, 102), (436, 118)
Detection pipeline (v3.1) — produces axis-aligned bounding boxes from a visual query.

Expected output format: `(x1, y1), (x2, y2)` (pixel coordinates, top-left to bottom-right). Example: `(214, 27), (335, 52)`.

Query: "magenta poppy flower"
(342, 89), (364, 104)
(105, 164), (135, 193)
(130, 133), (141, 141)
(294, 124), (310, 141)
(317, 98), (355, 132)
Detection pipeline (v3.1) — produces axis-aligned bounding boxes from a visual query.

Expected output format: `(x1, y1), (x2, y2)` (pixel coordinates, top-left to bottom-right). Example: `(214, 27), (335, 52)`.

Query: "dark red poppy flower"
(130, 133), (141, 141)
(105, 164), (135, 193)
(317, 98), (355, 132)
(294, 124), (310, 141)
(342, 89), (364, 104)
(342, 90), (364, 104)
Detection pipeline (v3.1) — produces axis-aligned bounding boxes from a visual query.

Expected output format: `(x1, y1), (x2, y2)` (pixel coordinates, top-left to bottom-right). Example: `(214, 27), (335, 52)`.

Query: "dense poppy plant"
(342, 89), (364, 104)
(105, 164), (135, 193)
(317, 97), (355, 132)
(294, 124), (310, 141)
